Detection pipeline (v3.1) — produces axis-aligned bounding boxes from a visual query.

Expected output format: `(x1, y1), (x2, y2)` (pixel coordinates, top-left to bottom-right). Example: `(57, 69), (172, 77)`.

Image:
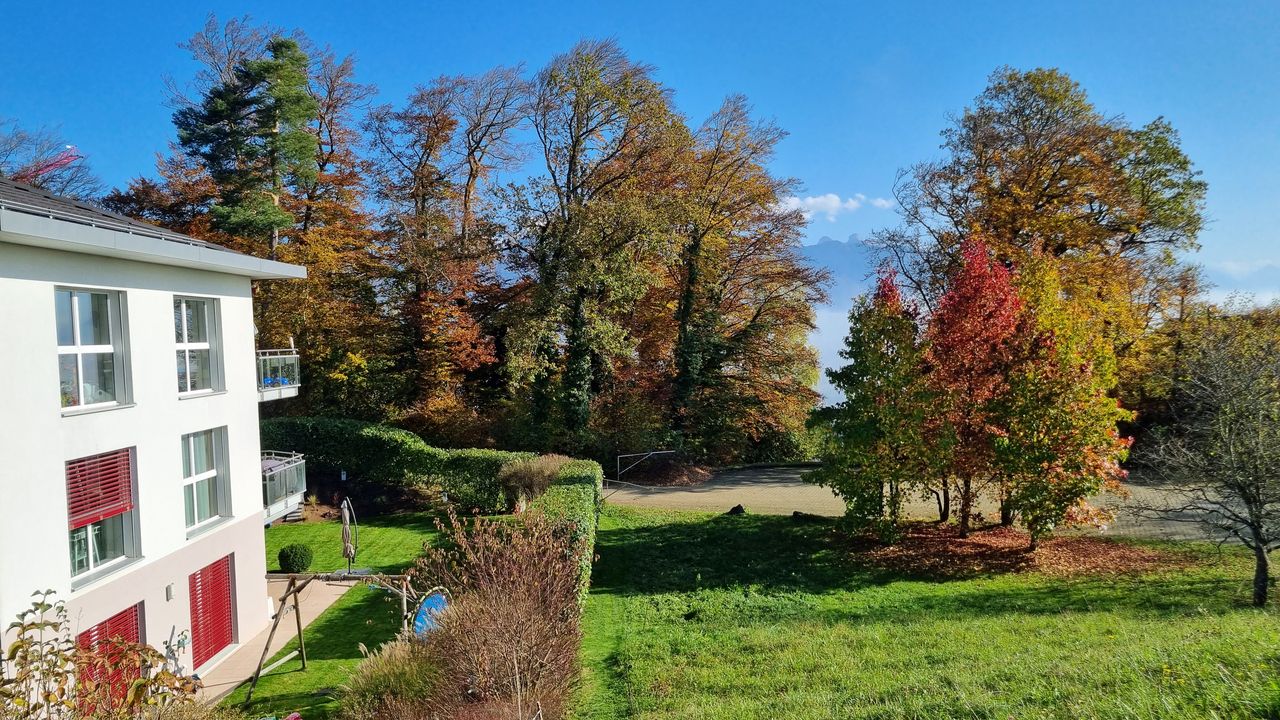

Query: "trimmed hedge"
(440, 448), (535, 513)
(260, 417), (445, 493)
(529, 459), (604, 600)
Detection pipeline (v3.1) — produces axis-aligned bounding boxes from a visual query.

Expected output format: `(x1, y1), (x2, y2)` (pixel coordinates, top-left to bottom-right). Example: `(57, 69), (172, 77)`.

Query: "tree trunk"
(933, 482), (951, 523)
(958, 477), (972, 536)
(1252, 545), (1270, 607)
(999, 497), (1015, 527)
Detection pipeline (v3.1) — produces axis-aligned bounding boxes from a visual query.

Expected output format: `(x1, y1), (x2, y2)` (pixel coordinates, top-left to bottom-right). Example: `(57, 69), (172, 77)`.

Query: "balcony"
(257, 349), (301, 401)
(262, 451), (306, 523)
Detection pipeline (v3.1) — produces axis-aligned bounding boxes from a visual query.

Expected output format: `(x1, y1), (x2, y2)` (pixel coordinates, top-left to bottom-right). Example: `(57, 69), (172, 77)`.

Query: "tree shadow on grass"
(591, 511), (1260, 621)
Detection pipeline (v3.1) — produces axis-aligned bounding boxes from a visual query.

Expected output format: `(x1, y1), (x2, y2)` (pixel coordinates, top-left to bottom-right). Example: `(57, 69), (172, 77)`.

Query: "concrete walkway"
(606, 466), (1214, 541)
(197, 578), (355, 703)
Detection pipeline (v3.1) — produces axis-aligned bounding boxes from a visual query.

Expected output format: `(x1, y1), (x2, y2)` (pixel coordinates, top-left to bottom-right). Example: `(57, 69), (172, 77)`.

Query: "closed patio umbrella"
(340, 498), (358, 573)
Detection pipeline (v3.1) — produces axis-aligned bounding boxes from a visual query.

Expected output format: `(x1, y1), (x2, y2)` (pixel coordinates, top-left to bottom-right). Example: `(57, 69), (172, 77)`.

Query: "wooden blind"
(189, 555), (234, 669)
(66, 448), (134, 530)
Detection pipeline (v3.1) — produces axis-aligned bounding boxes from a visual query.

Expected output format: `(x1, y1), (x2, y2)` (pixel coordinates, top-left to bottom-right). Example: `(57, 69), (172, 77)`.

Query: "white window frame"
(182, 428), (230, 532)
(69, 512), (139, 580)
(56, 287), (129, 411)
(174, 296), (222, 395)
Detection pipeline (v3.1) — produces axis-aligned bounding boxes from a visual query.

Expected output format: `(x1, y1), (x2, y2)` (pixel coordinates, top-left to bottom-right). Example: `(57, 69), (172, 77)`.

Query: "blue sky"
(3, 1), (1277, 398)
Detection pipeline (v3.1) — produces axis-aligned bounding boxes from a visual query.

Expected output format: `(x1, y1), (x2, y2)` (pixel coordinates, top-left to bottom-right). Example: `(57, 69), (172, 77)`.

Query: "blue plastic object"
(412, 591), (449, 636)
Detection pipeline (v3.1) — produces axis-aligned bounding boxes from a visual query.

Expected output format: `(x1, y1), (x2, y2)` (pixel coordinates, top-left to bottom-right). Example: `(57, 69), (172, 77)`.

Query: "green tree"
(810, 267), (931, 538)
(175, 36), (318, 256)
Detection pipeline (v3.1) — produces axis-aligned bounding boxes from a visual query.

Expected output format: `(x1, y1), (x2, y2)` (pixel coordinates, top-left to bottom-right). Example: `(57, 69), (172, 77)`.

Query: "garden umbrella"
(340, 499), (357, 573)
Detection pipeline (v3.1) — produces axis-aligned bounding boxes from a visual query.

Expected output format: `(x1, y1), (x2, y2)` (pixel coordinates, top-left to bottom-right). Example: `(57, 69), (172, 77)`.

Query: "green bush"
(261, 417), (447, 503)
(277, 543), (314, 573)
(439, 448), (535, 513)
(529, 459), (604, 600)
(497, 454), (571, 511)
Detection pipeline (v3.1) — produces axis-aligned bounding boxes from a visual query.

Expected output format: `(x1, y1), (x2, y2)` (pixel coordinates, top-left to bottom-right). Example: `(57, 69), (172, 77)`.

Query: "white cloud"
(1211, 259), (1280, 280)
(780, 193), (894, 221)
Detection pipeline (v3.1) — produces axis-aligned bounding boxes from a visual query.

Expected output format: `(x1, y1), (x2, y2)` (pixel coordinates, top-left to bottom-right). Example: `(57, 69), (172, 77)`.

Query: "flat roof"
(0, 177), (306, 280)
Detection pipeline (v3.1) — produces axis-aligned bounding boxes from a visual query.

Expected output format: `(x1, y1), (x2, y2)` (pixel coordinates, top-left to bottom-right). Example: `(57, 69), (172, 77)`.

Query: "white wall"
(0, 240), (271, 673)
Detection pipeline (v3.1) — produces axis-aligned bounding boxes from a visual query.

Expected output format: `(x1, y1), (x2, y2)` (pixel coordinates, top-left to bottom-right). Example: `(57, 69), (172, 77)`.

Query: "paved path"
(197, 578), (354, 703)
(607, 466), (1214, 541)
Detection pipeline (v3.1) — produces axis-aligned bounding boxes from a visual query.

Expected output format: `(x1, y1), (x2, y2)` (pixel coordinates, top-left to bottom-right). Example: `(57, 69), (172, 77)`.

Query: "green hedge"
(440, 448), (535, 513)
(261, 418), (534, 512)
(529, 459), (603, 600)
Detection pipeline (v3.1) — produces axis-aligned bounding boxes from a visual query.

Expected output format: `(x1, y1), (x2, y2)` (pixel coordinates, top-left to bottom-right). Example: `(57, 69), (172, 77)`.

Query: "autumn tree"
(501, 39), (684, 450)
(869, 67), (1206, 390)
(926, 238), (1024, 535)
(365, 67), (525, 442)
(993, 259), (1132, 548)
(810, 267), (931, 537)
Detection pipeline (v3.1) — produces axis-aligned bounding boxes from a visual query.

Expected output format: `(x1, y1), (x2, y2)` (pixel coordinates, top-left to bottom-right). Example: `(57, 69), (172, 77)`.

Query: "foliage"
(439, 448), (536, 514)
(925, 238), (1025, 534)
(809, 266), (934, 539)
(527, 459), (605, 600)
(336, 639), (442, 720)
(498, 454), (572, 511)
(276, 543), (314, 573)
(260, 417), (447, 505)
(414, 512), (583, 719)
(0, 592), (200, 720)
(0, 118), (101, 198)
(579, 505), (1280, 720)
(1136, 304), (1280, 605)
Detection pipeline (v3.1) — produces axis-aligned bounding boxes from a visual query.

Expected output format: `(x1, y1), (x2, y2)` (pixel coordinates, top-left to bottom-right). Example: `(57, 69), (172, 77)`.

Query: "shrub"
(414, 512), (582, 718)
(529, 459), (604, 600)
(498, 454), (572, 511)
(337, 639), (442, 720)
(261, 417), (447, 506)
(277, 543), (314, 573)
(439, 448), (535, 513)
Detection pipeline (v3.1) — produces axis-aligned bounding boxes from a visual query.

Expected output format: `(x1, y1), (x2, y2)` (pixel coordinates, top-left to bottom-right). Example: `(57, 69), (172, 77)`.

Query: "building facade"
(0, 178), (305, 676)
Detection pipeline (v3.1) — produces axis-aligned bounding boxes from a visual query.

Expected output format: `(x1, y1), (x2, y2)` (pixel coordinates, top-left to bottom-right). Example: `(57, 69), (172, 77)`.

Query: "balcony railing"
(257, 349), (301, 401)
(262, 451), (306, 523)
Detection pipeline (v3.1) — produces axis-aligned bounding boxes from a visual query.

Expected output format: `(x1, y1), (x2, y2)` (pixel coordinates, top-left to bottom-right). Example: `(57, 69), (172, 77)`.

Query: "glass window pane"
(76, 292), (111, 346)
(80, 353), (116, 404)
(59, 354), (80, 407)
(177, 350), (189, 393)
(188, 349), (212, 391)
(194, 476), (219, 523)
(69, 527), (89, 576)
(185, 431), (215, 477)
(90, 514), (126, 565)
(184, 485), (196, 528)
(174, 299), (185, 342)
(184, 299), (208, 343)
(55, 290), (74, 345)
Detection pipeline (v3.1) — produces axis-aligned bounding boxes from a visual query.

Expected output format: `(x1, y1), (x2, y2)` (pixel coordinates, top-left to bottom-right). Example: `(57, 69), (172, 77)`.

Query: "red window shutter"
(189, 555), (234, 669)
(66, 448), (135, 529)
(76, 603), (142, 711)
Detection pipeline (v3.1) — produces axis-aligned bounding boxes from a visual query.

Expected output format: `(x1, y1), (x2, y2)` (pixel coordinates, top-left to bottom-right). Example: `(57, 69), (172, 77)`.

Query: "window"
(174, 297), (219, 394)
(66, 449), (137, 579)
(56, 288), (126, 409)
(183, 428), (228, 530)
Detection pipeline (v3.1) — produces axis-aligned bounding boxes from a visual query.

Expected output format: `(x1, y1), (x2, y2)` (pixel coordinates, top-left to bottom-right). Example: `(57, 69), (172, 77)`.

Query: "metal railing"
(262, 451), (307, 510)
(257, 349), (301, 392)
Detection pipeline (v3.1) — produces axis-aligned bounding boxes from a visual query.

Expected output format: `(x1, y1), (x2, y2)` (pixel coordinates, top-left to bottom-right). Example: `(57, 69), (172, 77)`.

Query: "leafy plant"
(277, 543), (314, 574)
(498, 454), (571, 511)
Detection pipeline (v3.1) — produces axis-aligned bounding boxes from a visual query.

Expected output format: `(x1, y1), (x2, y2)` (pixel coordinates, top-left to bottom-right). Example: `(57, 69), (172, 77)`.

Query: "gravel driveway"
(606, 465), (1216, 541)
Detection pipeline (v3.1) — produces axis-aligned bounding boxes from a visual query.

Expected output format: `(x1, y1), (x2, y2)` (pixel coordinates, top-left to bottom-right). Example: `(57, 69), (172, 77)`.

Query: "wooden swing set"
(242, 571), (420, 704)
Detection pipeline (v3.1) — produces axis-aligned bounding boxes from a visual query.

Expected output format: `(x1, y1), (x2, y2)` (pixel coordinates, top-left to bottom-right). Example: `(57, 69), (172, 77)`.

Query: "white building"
(0, 177), (307, 677)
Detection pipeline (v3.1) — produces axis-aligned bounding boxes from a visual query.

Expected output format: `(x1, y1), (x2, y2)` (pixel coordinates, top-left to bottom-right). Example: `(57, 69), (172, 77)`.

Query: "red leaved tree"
(925, 238), (1023, 535)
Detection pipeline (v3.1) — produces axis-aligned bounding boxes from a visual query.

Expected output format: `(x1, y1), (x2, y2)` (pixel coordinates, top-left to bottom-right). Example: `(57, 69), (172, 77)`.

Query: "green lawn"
(221, 512), (441, 718)
(577, 505), (1280, 720)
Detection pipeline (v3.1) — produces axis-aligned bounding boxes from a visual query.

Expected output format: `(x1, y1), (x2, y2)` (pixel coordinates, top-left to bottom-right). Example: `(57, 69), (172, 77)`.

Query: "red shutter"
(66, 448), (135, 529)
(76, 603), (142, 711)
(189, 555), (234, 669)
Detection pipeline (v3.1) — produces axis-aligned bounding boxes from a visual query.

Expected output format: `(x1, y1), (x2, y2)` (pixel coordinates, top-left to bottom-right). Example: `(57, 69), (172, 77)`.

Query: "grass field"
(220, 512), (441, 718)
(577, 505), (1280, 720)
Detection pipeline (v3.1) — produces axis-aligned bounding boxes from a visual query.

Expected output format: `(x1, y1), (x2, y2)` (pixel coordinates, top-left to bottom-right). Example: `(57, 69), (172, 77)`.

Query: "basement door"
(189, 554), (234, 670)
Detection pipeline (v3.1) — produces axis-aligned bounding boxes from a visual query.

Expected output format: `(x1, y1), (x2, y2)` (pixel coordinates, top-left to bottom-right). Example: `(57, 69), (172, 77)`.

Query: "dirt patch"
(625, 460), (713, 487)
(853, 523), (1192, 579)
